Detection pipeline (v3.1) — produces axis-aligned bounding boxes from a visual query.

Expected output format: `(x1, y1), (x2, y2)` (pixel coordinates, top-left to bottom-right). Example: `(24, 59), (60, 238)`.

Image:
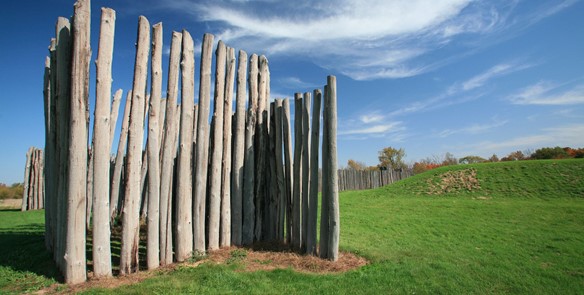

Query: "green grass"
(1, 159), (584, 294)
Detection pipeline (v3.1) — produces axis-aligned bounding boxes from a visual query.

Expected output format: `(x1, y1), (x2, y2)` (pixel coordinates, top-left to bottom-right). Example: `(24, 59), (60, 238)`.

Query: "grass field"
(1, 159), (583, 294)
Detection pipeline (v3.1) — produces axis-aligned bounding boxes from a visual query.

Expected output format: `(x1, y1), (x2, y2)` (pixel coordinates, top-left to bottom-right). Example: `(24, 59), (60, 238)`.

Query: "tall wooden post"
(120, 15), (150, 275)
(159, 31), (182, 265)
(110, 90), (131, 220)
(175, 30), (195, 261)
(325, 76), (339, 261)
(242, 109), (256, 245)
(92, 7), (115, 278)
(221, 46), (235, 247)
(230, 50), (247, 246)
(22, 147), (33, 211)
(319, 85), (330, 259)
(194, 33), (214, 252)
(292, 93), (303, 249)
(208, 40), (226, 251)
(147, 22), (162, 270)
(65, 0), (90, 283)
(301, 92), (311, 252)
(274, 99), (285, 242)
(282, 99), (293, 244)
(306, 89), (321, 255)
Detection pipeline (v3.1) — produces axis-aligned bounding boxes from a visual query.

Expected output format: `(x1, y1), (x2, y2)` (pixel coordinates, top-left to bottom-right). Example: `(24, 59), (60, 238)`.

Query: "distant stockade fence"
(36, 0), (340, 284)
(337, 169), (413, 192)
(21, 147), (45, 211)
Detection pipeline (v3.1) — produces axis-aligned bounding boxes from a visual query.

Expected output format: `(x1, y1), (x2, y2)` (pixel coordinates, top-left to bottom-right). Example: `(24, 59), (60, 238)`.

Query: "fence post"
(231, 50), (247, 246)
(307, 89), (321, 255)
(221, 46), (236, 247)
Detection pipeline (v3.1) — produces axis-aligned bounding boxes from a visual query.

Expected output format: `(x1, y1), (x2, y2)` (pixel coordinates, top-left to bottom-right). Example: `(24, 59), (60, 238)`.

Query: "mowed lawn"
(1, 159), (583, 294)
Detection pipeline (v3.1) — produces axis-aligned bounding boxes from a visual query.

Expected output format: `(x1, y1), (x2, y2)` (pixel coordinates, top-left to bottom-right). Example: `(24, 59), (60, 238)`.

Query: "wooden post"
(110, 90), (131, 220)
(44, 42), (57, 250)
(230, 50), (247, 246)
(120, 15), (150, 275)
(65, 0), (90, 283)
(319, 85), (330, 259)
(159, 31), (182, 265)
(301, 92), (311, 252)
(109, 89), (123, 148)
(325, 76), (339, 261)
(254, 55), (269, 240)
(306, 89), (321, 255)
(175, 30), (195, 261)
(274, 99), (285, 242)
(146, 22), (162, 270)
(281, 99), (293, 244)
(194, 33), (214, 252)
(22, 147), (33, 211)
(55, 17), (72, 271)
(221, 46), (235, 247)
(292, 93), (303, 249)
(242, 109), (256, 245)
(208, 40), (226, 251)
(92, 6), (115, 278)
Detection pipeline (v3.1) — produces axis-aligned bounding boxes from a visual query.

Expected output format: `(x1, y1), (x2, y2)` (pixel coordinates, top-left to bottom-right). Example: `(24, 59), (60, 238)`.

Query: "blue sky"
(1, 0), (583, 184)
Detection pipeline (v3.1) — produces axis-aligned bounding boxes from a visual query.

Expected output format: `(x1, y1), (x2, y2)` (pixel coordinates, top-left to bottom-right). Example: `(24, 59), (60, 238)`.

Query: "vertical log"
(319, 85), (330, 259)
(92, 7), (115, 278)
(266, 102), (277, 240)
(120, 15), (150, 275)
(221, 46), (235, 247)
(242, 109), (256, 245)
(274, 99), (285, 242)
(159, 31), (182, 265)
(110, 90), (131, 220)
(109, 89), (123, 148)
(292, 93), (303, 249)
(39, 149), (45, 209)
(230, 50), (247, 246)
(55, 17), (72, 271)
(306, 89), (321, 255)
(325, 76), (339, 261)
(194, 33), (214, 252)
(22, 147), (33, 211)
(281, 99), (293, 244)
(208, 40), (226, 251)
(65, 0), (90, 283)
(175, 30), (195, 261)
(44, 41), (57, 250)
(254, 55), (269, 240)
(301, 92), (311, 252)
(147, 22), (162, 270)
(86, 146), (93, 228)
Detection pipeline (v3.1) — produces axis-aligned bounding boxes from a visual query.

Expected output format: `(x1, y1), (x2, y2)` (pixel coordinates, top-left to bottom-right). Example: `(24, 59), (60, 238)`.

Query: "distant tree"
(441, 152), (458, 166)
(347, 159), (367, 171)
(459, 155), (487, 164)
(488, 154), (499, 162)
(564, 147), (584, 158)
(531, 146), (569, 160)
(502, 150), (525, 161)
(378, 147), (406, 171)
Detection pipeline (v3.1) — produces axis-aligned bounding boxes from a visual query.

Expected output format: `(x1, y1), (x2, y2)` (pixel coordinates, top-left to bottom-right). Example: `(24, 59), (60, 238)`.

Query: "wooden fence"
(21, 147), (44, 211)
(337, 169), (413, 191)
(41, 0), (339, 284)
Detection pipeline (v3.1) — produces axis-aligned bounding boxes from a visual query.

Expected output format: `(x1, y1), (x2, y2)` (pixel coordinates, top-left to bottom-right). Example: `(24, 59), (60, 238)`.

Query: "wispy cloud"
(436, 118), (508, 138)
(278, 77), (319, 90)
(509, 81), (584, 105)
(147, 0), (575, 81)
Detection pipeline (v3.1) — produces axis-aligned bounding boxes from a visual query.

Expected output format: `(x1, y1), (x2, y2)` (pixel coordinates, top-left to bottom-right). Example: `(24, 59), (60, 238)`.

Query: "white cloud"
(437, 118), (508, 138)
(509, 81), (584, 105)
(360, 113), (385, 124)
(340, 122), (403, 136)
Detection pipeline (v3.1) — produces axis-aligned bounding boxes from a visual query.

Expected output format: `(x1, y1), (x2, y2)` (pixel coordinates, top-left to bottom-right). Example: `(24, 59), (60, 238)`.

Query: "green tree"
(459, 155), (487, 164)
(347, 159), (366, 171)
(531, 146), (569, 160)
(378, 147), (406, 170)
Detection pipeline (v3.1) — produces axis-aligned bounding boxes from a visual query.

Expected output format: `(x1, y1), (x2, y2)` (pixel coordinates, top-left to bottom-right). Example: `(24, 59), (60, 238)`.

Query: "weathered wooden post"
(282, 99), (293, 244)
(176, 30), (195, 261)
(110, 90), (131, 221)
(221, 46), (235, 248)
(120, 15), (150, 275)
(292, 93), (303, 249)
(319, 85), (330, 259)
(208, 40), (226, 251)
(66, 0), (91, 283)
(325, 76), (339, 261)
(231, 50), (247, 246)
(146, 22), (162, 270)
(274, 99), (285, 242)
(301, 92), (311, 252)
(306, 89), (321, 255)
(194, 33), (214, 252)
(160, 31), (182, 265)
(92, 7), (115, 278)
(22, 147), (33, 211)
(242, 109), (256, 245)
(255, 55), (269, 240)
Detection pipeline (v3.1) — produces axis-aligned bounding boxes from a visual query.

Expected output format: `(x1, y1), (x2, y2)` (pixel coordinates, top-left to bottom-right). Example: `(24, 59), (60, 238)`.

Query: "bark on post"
(221, 46), (235, 247)
(282, 99), (293, 244)
(306, 89), (321, 255)
(147, 22), (162, 270)
(176, 30), (195, 261)
(242, 109), (256, 245)
(92, 6), (115, 278)
(301, 92), (311, 252)
(110, 90), (132, 221)
(120, 15), (150, 275)
(159, 31), (182, 265)
(65, 0), (90, 283)
(292, 93), (303, 250)
(325, 76), (339, 261)
(230, 50), (247, 246)
(194, 33), (214, 252)
(208, 40), (226, 251)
